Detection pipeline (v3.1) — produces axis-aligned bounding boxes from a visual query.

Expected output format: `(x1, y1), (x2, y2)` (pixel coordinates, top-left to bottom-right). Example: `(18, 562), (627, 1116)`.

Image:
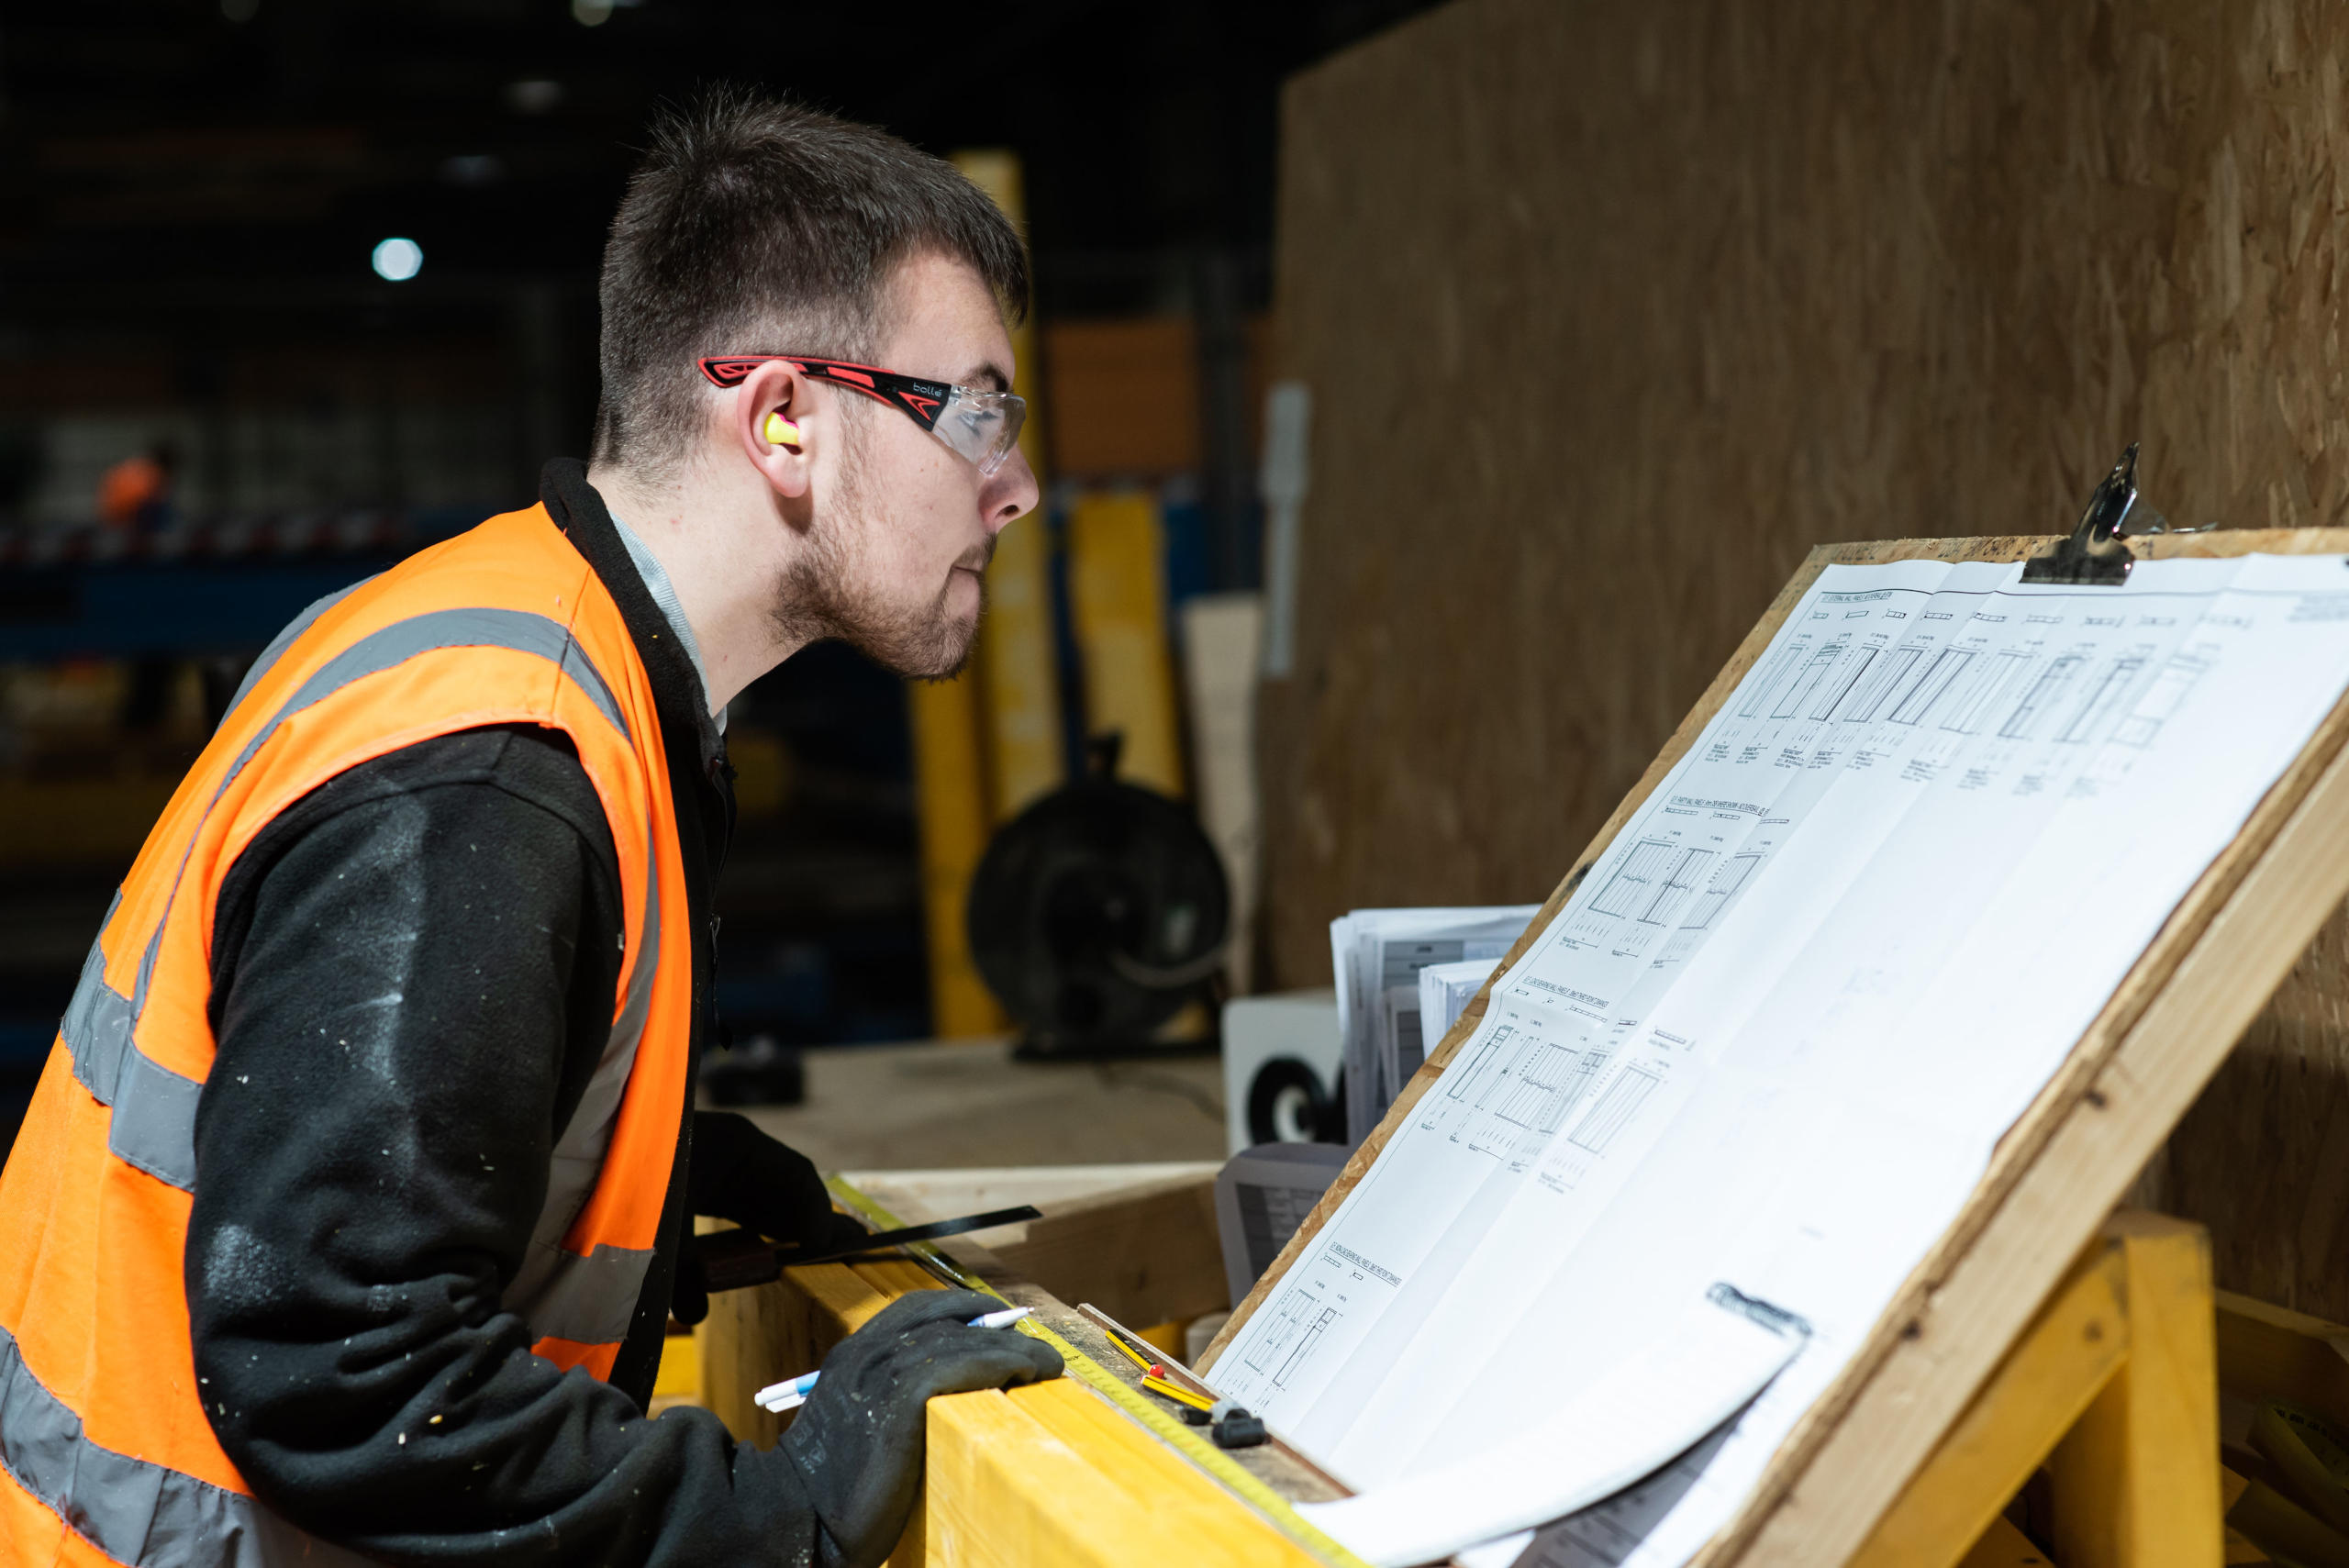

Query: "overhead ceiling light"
(572, 0), (614, 23)
(506, 79), (564, 115)
(372, 237), (423, 283)
(220, 0), (259, 20)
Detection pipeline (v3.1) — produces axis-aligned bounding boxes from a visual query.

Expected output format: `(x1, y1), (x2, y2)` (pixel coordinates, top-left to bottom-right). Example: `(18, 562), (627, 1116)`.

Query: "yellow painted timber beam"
(2048, 1210), (2222, 1568)
(1850, 1237), (2128, 1568)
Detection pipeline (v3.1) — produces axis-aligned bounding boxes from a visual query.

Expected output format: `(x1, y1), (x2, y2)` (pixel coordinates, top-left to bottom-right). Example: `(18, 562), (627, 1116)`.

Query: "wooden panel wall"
(1262, 0), (2349, 1317)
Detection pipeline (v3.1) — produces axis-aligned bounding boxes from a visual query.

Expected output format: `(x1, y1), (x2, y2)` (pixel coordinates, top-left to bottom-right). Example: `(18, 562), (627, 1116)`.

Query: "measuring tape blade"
(823, 1177), (1372, 1568)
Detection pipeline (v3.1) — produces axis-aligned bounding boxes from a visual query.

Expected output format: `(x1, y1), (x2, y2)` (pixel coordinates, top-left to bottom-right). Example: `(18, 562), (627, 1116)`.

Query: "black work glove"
(782, 1288), (1065, 1568)
(674, 1111), (871, 1324)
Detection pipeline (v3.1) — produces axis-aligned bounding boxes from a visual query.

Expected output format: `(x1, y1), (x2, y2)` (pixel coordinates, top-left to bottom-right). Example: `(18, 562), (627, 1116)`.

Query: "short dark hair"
(592, 89), (1030, 473)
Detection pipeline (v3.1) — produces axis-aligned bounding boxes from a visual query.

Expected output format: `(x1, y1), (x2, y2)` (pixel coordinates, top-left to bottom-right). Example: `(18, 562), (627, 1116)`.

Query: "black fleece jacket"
(183, 463), (820, 1564)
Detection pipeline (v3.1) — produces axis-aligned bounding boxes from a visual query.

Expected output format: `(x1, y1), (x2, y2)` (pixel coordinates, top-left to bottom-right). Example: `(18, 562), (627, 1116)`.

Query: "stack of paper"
(1418, 957), (1502, 1066)
(1212, 554), (2349, 1567)
(1331, 908), (1539, 1142)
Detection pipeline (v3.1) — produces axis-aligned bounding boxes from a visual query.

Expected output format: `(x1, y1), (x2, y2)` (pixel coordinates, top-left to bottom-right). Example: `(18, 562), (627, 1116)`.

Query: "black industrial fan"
(966, 736), (1230, 1059)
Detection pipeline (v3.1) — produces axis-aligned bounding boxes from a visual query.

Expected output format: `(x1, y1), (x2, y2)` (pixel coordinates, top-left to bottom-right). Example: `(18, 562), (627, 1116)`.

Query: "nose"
(984, 446), (1041, 533)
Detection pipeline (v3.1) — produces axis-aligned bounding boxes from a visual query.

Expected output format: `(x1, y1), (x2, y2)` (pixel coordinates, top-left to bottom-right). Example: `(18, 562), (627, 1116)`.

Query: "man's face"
(781, 250), (1039, 679)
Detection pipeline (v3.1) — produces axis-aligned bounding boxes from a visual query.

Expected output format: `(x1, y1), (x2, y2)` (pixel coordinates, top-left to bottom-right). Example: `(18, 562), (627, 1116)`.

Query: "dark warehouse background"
(0, 0), (1444, 1150)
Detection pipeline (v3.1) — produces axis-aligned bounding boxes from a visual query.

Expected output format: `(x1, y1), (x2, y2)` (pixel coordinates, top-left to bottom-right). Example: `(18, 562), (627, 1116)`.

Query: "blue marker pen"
(752, 1307), (1034, 1411)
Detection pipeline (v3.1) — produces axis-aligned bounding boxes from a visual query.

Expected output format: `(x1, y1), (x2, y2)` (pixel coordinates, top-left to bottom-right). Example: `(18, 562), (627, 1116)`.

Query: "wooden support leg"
(2049, 1211), (2222, 1568)
(1850, 1239), (2128, 1568)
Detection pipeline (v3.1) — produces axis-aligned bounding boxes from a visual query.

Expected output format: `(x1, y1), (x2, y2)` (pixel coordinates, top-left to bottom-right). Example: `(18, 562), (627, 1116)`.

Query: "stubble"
(770, 421), (992, 680)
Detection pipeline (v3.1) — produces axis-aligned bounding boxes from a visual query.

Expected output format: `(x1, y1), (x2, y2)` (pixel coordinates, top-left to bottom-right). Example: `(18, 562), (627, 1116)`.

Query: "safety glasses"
(698, 354), (1027, 476)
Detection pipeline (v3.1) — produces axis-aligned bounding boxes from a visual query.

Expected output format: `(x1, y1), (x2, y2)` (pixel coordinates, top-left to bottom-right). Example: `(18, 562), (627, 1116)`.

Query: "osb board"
(1260, 0), (2349, 1319)
(1214, 527), (2349, 1564)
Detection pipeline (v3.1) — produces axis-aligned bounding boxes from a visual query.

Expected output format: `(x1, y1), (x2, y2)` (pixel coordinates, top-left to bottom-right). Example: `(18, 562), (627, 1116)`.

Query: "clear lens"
(934, 391), (1027, 475)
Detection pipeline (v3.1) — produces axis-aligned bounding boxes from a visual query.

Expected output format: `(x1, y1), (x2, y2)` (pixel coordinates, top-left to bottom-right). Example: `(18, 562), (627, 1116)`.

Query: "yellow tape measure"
(826, 1178), (1371, 1568)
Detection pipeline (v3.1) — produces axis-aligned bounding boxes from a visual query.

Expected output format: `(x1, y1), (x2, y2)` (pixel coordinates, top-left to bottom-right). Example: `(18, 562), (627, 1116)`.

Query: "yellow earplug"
(763, 413), (801, 447)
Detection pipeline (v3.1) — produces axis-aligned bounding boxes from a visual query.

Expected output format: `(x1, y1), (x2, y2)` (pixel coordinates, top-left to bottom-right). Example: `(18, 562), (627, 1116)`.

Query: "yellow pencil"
(1100, 1329), (1157, 1373)
(1141, 1373), (1216, 1413)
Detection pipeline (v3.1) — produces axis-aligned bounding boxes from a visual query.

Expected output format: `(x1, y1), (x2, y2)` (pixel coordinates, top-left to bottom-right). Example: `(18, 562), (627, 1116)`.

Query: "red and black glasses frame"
(698, 355), (954, 429)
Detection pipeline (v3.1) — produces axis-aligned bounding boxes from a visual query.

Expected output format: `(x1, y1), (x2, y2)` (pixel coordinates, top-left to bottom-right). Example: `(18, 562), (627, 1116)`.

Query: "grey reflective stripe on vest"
(0, 1320), (375, 1567)
(60, 606), (636, 1195)
(503, 841), (662, 1347)
(61, 895), (129, 1088)
(507, 1239), (656, 1348)
(220, 575), (374, 724)
(225, 608), (630, 787)
(62, 896), (204, 1188)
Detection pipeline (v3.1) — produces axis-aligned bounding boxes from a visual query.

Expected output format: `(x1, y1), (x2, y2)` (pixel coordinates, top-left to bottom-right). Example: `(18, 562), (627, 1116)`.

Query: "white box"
(1220, 990), (1341, 1155)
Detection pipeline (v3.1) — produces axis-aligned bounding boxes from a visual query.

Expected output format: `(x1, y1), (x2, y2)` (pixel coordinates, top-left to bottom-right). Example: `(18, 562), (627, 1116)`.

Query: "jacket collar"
(538, 458), (726, 780)
(539, 457), (728, 1404)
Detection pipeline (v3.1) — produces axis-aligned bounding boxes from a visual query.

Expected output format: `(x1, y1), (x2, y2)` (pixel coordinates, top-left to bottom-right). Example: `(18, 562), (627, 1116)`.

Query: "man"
(0, 92), (1063, 1566)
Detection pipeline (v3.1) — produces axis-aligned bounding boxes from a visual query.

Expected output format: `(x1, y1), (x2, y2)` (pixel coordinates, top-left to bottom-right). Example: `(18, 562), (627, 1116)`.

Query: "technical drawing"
(1242, 1286), (1337, 1388)
(1588, 840), (1677, 918)
(1679, 851), (1763, 932)
(1443, 1023), (1516, 1103)
(1537, 1050), (1604, 1134)
(1567, 1064), (1664, 1154)
(1842, 643), (1924, 723)
(1998, 652), (2087, 740)
(2113, 651), (2214, 748)
(1939, 647), (2036, 734)
(1735, 639), (1813, 719)
(1467, 1040), (1609, 1161)
(1279, 1311), (1333, 1386)
(1240, 1290), (1297, 1373)
(2054, 653), (2146, 744)
(1809, 645), (1879, 721)
(1771, 639), (1849, 719)
(1887, 647), (1977, 725)
(1488, 1041), (1583, 1129)
(1563, 906), (1620, 945)
(1586, 922), (1659, 962)
(1636, 848), (1719, 928)
(1474, 1029), (1540, 1111)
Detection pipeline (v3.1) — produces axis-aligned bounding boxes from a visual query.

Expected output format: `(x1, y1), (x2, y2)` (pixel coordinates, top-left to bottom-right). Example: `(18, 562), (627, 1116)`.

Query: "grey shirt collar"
(607, 511), (725, 733)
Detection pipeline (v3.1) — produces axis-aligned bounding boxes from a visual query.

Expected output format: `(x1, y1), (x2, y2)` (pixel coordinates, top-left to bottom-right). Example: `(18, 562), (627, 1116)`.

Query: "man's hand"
(675, 1111), (871, 1323)
(781, 1289), (1065, 1568)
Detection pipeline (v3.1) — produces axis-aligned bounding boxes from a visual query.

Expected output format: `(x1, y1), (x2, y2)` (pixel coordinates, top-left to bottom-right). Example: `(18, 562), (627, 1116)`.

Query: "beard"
(769, 427), (992, 680)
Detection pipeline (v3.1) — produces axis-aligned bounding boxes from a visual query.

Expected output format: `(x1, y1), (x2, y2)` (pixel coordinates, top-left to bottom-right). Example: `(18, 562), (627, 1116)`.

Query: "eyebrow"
(961, 361), (1011, 394)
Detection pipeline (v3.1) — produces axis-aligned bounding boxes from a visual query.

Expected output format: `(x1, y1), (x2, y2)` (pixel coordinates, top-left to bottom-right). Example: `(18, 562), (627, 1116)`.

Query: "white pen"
(966, 1307), (1033, 1330)
(753, 1306), (1035, 1411)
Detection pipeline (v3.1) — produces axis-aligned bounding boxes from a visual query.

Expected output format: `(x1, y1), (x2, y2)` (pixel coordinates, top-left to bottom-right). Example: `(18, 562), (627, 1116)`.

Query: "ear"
(730, 360), (817, 500)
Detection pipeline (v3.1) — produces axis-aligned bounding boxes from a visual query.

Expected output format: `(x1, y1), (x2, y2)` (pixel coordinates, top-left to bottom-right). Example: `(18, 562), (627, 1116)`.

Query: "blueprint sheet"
(1206, 553), (2349, 1565)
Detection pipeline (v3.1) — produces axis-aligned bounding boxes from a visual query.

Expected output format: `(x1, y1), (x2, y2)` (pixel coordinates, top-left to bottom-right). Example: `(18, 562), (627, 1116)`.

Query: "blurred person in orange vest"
(97, 440), (176, 533)
(0, 91), (1052, 1568)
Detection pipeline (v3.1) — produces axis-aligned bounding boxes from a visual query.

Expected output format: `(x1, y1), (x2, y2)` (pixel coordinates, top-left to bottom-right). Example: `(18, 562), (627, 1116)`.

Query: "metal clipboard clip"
(2021, 442), (2165, 587)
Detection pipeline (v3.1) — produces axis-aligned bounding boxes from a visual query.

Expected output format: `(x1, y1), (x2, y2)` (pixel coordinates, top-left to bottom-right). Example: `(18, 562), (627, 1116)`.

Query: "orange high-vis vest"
(0, 504), (696, 1565)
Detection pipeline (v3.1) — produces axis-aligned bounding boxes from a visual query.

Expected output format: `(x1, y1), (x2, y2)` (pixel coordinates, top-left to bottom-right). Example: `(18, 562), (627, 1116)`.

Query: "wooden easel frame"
(1854, 1209), (2217, 1568)
(1202, 528), (2349, 1564)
